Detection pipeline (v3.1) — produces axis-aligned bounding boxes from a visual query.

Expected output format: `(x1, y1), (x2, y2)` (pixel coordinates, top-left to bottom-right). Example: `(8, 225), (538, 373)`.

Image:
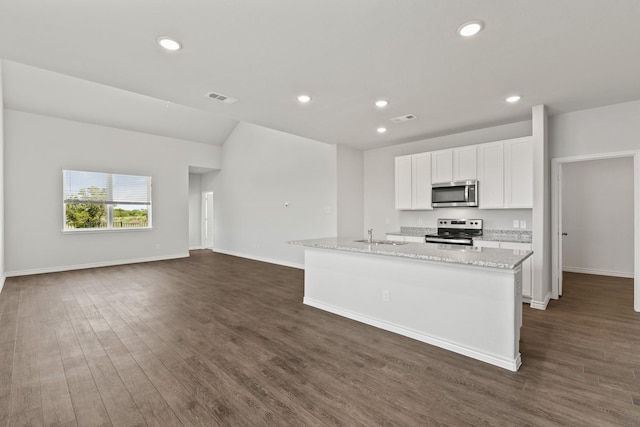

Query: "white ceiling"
(1, 0), (639, 150)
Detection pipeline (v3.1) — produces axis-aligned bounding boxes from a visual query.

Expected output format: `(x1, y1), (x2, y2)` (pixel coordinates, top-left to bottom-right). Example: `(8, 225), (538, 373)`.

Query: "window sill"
(62, 227), (153, 235)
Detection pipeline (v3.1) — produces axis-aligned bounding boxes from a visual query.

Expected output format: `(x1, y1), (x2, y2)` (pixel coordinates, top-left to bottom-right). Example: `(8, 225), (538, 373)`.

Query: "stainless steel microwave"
(431, 180), (478, 208)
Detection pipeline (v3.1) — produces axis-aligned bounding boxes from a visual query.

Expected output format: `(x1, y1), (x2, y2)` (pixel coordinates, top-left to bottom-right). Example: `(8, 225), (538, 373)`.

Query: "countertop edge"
(290, 239), (532, 270)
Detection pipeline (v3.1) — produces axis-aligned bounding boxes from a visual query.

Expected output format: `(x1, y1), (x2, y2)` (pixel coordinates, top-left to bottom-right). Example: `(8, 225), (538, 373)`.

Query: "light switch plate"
(513, 220), (520, 228)
(520, 220), (526, 229)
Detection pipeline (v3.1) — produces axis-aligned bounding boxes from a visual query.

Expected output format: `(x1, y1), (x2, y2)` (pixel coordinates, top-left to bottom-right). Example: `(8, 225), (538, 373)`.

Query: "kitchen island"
(290, 238), (533, 371)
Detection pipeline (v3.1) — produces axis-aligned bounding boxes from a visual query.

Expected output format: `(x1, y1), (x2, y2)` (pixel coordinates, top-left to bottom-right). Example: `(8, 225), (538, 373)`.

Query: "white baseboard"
(212, 248), (304, 269)
(304, 298), (520, 372)
(530, 292), (552, 310)
(562, 266), (634, 279)
(189, 245), (204, 250)
(0, 275), (5, 294)
(5, 253), (190, 277)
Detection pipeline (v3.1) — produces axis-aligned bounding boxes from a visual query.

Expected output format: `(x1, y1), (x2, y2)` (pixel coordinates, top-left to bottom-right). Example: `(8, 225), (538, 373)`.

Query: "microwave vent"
(206, 91), (239, 104)
(391, 114), (417, 124)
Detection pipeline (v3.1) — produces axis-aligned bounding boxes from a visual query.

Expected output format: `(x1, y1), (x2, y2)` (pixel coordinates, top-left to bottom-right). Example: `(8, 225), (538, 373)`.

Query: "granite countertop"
(290, 237), (532, 270)
(386, 227), (532, 243)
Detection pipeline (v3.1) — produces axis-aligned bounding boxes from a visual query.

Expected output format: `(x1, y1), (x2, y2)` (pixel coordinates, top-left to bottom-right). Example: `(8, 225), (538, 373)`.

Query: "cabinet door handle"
(562, 232), (568, 236)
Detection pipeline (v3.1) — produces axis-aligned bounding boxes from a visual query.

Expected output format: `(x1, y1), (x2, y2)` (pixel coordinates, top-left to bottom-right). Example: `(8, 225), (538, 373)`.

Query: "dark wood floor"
(0, 251), (639, 426)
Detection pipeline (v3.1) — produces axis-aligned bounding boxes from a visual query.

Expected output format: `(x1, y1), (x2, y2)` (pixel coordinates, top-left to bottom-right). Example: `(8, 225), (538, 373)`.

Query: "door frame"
(551, 150), (640, 312)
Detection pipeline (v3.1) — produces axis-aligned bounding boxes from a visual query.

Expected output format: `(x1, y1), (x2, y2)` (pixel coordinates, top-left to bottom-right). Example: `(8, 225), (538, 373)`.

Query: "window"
(63, 170), (152, 231)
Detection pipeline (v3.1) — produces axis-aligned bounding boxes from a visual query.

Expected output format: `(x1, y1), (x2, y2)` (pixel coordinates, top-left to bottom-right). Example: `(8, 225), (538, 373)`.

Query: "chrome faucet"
(367, 228), (373, 243)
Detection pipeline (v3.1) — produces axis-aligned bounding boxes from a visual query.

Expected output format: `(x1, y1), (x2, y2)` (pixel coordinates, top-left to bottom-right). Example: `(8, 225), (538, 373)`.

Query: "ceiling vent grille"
(390, 114), (417, 123)
(206, 91), (238, 104)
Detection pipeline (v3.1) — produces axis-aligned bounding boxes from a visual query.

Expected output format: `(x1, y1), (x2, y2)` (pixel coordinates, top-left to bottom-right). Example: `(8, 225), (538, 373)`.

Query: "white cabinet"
(396, 137), (529, 210)
(477, 142), (505, 209)
(477, 137), (532, 209)
(505, 138), (533, 208)
(395, 153), (432, 210)
(453, 146), (477, 181)
(413, 153), (432, 210)
(386, 235), (426, 243)
(473, 240), (500, 248)
(474, 240), (532, 299)
(395, 155), (413, 209)
(431, 147), (476, 183)
(431, 149), (453, 184)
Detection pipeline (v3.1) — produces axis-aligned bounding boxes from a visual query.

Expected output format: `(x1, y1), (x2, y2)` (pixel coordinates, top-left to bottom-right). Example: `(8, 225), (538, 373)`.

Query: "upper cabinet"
(453, 146), (477, 181)
(396, 136), (532, 211)
(477, 141), (505, 209)
(504, 138), (533, 208)
(395, 152), (432, 210)
(431, 147), (477, 184)
(395, 155), (413, 210)
(477, 137), (533, 209)
(431, 150), (453, 183)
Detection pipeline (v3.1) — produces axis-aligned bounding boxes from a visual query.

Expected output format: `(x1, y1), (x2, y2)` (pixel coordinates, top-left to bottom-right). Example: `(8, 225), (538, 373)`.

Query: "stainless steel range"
(425, 218), (483, 246)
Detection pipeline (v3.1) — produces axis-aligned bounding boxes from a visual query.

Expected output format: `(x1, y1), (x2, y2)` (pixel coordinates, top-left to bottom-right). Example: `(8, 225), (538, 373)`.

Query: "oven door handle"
(426, 237), (472, 245)
(465, 185), (469, 202)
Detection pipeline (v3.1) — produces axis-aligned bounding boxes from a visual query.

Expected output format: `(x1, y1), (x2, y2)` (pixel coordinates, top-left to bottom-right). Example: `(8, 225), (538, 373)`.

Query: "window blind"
(63, 170), (151, 205)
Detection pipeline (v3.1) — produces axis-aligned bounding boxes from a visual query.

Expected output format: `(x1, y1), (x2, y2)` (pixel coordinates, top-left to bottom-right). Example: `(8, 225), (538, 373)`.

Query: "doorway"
(551, 151), (640, 312)
(202, 191), (214, 250)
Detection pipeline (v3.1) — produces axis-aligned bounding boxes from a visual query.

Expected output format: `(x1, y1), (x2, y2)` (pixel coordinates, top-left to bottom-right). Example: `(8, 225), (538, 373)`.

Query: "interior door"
(203, 192), (214, 249)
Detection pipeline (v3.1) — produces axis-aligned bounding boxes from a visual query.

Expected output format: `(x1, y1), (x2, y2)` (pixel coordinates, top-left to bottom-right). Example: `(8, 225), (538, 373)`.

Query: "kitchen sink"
(353, 239), (409, 245)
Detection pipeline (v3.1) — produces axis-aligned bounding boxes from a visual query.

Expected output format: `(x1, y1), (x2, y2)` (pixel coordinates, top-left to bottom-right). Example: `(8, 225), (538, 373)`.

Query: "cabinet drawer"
(473, 240), (500, 248)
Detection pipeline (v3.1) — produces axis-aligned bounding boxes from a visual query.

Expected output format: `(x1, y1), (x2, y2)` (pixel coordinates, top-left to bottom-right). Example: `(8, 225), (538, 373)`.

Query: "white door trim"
(551, 150), (640, 312)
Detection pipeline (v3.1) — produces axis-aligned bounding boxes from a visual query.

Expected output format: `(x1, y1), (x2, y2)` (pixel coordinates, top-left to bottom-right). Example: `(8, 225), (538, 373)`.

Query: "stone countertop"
(290, 237), (532, 270)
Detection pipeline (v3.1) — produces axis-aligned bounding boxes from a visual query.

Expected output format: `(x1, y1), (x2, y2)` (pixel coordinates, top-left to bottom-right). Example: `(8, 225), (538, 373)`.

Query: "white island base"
(303, 248), (522, 371)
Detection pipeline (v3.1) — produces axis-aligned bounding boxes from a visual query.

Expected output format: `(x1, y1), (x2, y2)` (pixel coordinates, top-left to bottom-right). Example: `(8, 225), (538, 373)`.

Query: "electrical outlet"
(520, 220), (526, 229)
(513, 220), (520, 228)
(382, 290), (390, 302)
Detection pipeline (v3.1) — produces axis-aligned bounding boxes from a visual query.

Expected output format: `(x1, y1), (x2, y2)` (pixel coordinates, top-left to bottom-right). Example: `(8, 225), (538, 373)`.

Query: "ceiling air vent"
(206, 91), (238, 105)
(390, 114), (417, 124)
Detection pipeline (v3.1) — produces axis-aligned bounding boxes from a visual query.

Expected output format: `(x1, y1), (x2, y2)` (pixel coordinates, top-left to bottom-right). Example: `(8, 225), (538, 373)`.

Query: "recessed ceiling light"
(377, 127), (387, 134)
(375, 99), (389, 108)
(297, 94), (312, 103)
(157, 36), (182, 51)
(505, 95), (522, 103)
(457, 20), (484, 37)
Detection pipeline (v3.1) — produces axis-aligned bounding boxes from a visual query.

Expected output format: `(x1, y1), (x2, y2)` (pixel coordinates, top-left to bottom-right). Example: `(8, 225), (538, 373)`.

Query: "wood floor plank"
(86, 355), (147, 427)
(38, 352), (76, 427)
(61, 355), (112, 427)
(7, 350), (43, 427)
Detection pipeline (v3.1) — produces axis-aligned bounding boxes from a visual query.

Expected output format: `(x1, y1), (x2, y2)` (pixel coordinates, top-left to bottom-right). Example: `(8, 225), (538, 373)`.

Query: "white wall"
(562, 157), (634, 277)
(211, 122), (337, 268)
(363, 120), (533, 239)
(0, 63), (5, 291)
(4, 109), (221, 275)
(336, 145), (364, 238)
(551, 100), (640, 158)
(188, 173), (203, 249)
